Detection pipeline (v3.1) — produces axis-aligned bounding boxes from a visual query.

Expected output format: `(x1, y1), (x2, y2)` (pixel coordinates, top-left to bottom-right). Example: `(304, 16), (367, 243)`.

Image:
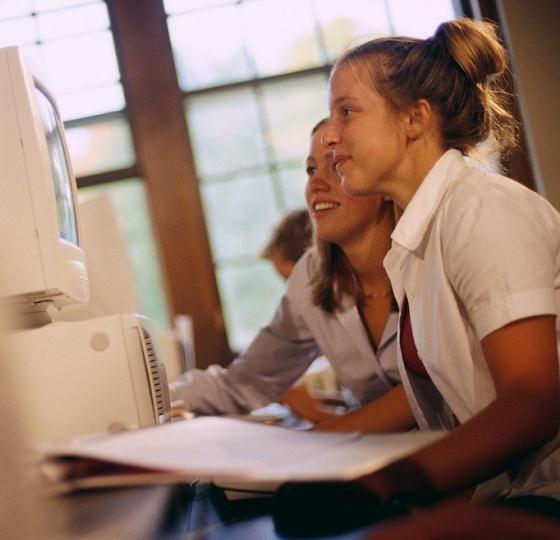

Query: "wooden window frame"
(106, 0), (232, 368)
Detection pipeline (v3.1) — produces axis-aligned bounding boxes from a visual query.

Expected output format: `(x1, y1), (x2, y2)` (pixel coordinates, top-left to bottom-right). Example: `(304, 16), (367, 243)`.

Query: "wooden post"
(106, 0), (232, 367)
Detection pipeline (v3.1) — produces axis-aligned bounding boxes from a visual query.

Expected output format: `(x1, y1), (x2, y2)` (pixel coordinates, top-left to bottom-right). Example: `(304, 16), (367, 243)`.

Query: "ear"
(402, 99), (433, 141)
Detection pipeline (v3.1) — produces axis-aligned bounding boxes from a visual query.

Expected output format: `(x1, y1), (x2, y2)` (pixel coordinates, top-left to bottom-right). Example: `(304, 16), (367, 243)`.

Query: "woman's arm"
(361, 316), (560, 501)
(312, 383), (417, 433)
(368, 499), (560, 540)
(170, 293), (320, 415)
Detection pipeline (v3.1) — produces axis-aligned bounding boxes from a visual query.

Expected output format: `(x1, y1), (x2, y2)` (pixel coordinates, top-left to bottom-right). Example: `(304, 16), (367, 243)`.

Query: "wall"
(498, 0), (560, 209)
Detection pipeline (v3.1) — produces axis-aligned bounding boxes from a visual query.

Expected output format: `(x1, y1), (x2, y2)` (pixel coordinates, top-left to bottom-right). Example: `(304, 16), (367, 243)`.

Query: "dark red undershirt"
(400, 297), (431, 380)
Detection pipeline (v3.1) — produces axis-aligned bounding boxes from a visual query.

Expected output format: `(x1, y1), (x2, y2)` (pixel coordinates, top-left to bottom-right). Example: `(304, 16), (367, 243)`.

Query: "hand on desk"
(312, 384), (417, 434)
(169, 400), (194, 421)
(279, 383), (341, 424)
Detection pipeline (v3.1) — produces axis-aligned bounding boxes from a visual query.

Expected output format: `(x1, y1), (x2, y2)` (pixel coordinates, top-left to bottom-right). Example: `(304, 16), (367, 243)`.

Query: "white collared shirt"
(384, 149), (560, 497)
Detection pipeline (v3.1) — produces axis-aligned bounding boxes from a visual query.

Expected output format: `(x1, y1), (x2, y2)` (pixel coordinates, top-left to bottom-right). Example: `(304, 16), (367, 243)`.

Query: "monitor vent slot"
(141, 328), (170, 420)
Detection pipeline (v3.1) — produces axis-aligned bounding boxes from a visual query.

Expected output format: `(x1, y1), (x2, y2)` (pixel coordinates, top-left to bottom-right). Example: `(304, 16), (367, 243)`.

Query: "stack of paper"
(40, 417), (444, 493)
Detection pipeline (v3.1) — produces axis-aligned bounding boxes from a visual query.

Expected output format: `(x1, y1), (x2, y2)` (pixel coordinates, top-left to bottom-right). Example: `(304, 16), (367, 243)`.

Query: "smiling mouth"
(334, 156), (348, 173)
(313, 202), (340, 212)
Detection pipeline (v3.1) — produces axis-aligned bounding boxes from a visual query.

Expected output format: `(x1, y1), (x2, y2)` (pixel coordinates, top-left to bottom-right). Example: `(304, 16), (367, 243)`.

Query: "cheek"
(349, 200), (374, 220)
(304, 183), (313, 207)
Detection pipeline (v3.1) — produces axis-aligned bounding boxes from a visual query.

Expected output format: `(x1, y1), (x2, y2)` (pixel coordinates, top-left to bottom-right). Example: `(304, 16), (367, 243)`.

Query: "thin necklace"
(362, 289), (392, 300)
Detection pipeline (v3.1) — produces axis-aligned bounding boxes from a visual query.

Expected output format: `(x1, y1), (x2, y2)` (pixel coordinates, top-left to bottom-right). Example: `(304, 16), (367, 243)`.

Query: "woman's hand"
(313, 384), (417, 433)
(358, 457), (442, 504)
(279, 384), (340, 423)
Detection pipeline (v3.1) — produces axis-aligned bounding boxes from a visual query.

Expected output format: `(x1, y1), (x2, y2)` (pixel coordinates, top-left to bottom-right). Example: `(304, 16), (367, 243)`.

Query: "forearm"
(363, 316), (560, 502)
(313, 384), (417, 433)
(363, 386), (559, 501)
(415, 387), (557, 492)
(169, 367), (275, 415)
(170, 311), (320, 415)
(368, 499), (560, 540)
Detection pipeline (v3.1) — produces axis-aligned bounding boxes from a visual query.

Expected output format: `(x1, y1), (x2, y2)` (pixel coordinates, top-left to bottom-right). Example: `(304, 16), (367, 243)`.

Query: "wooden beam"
(106, 0), (232, 368)
(76, 166), (138, 189)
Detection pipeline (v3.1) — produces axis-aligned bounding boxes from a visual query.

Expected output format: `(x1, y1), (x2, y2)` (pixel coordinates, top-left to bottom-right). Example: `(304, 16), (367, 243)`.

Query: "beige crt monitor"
(0, 46), (88, 314)
(2, 313), (171, 444)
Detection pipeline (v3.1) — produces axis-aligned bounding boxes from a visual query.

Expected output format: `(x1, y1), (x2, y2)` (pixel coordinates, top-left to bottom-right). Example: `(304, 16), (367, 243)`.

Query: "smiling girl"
(170, 120), (415, 433)
(323, 17), (560, 513)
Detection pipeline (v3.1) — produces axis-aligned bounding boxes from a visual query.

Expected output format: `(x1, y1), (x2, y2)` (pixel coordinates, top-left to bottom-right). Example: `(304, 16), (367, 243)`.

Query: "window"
(165, 0), (458, 350)
(79, 179), (169, 328)
(0, 0), (123, 120)
(0, 0), (460, 351)
(0, 0), (170, 330)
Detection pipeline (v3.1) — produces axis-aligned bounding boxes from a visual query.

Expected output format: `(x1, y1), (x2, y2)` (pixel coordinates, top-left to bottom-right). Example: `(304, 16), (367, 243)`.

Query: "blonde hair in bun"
(333, 17), (517, 158)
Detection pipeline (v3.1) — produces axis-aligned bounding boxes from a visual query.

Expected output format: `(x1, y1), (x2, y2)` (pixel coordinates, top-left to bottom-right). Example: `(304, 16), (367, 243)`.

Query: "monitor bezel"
(0, 46), (89, 309)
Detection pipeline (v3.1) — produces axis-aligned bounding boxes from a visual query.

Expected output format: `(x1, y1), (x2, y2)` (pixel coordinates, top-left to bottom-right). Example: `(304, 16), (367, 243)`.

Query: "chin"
(315, 226), (339, 245)
(341, 179), (374, 197)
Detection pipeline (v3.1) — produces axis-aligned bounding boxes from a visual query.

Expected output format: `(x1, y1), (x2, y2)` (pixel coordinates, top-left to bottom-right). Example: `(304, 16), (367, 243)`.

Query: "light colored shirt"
(384, 149), (560, 498)
(171, 250), (399, 415)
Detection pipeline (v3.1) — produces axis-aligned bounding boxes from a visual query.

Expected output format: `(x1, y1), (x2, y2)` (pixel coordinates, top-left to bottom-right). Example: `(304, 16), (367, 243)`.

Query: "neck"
(389, 138), (446, 210)
(342, 205), (393, 292)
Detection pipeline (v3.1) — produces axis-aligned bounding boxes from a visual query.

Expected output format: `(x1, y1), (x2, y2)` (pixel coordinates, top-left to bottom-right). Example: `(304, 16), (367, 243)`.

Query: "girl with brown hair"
(323, 16), (560, 512)
(171, 119), (414, 433)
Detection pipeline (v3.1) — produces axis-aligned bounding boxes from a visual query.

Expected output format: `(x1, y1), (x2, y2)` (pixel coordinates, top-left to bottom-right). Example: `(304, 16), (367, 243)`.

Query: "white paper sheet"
(43, 417), (444, 488)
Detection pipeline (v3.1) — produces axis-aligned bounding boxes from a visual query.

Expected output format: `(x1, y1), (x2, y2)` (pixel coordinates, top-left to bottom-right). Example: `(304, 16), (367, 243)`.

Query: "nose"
(306, 168), (330, 195)
(321, 118), (339, 149)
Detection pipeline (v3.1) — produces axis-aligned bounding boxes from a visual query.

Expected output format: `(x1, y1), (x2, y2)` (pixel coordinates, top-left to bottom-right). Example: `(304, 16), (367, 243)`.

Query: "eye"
(341, 107), (351, 117)
(306, 166), (316, 176)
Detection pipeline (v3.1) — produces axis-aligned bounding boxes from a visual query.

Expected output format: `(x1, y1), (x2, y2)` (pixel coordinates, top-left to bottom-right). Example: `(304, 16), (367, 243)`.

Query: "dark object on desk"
(209, 483), (276, 522)
(272, 481), (408, 537)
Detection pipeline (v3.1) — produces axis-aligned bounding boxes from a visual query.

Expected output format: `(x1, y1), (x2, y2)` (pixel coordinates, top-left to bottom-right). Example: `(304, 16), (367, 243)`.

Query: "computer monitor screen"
(35, 85), (79, 246)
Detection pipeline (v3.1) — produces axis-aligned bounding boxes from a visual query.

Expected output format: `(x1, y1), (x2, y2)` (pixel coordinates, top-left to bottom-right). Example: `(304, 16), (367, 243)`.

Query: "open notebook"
(39, 417), (444, 493)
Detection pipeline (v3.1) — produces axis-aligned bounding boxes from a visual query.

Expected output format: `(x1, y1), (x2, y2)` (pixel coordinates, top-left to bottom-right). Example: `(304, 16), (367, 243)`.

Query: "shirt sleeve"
(442, 179), (558, 340)
(170, 272), (321, 415)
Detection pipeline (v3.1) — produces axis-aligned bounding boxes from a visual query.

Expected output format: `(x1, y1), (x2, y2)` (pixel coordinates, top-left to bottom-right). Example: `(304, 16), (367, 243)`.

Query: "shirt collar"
(392, 149), (466, 253)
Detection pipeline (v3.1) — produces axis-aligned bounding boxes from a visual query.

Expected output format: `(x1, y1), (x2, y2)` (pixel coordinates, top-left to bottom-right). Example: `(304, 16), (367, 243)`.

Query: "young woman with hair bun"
(322, 17), (560, 515)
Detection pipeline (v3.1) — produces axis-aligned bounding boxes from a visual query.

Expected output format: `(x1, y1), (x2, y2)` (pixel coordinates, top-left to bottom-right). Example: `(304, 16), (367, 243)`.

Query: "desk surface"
(47, 482), (387, 539)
